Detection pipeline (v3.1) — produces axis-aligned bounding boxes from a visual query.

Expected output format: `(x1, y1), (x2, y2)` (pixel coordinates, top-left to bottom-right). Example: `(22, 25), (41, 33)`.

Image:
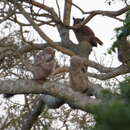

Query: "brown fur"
(4, 47), (55, 98)
(69, 56), (89, 93)
(33, 47), (55, 84)
(73, 17), (103, 47)
(118, 37), (130, 64)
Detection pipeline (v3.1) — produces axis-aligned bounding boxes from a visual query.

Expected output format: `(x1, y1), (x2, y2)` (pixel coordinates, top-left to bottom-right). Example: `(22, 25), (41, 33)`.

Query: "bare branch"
(69, 1), (84, 14)
(9, 1), (75, 56)
(85, 6), (130, 16)
(10, 0), (60, 22)
(51, 56), (117, 74)
(21, 94), (64, 130)
(56, 0), (61, 18)
(0, 79), (101, 112)
(52, 64), (130, 80)
(21, 97), (45, 130)
(82, 6), (129, 24)
(0, 9), (15, 24)
(63, 0), (72, 25)
(63, 5), (130, 30)
(87, 65), (130, 80)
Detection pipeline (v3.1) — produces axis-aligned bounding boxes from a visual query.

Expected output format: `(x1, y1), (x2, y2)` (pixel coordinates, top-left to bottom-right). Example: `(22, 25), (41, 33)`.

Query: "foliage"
(120, 77), (130, 101)
(93, 103), (130, 130)
(109, 10), (130, 54)
(92, 78), (130, 130)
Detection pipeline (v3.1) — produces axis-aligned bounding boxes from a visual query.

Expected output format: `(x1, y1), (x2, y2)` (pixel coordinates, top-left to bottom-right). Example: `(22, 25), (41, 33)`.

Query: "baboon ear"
(82, 17), (85, 21)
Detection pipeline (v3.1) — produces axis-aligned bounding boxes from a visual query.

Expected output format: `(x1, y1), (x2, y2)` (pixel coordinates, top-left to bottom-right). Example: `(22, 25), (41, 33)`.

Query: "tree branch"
(1, 38), (129, 79)
(21, 94), (64, 130)
(87, 65), (130, 80)
(9, 0), (75, 56)
(0, 79), (101, 112)
(63, 0), (72, 25)
(21, 97), (45, 130)
(17, 43), (130, 75)
(62, 0), (72, 41)
(62, 5), (130, 29)
(72, 3), (129, 24)
(85, 6), (130, 16)
(82, 6), (130, 24)
(53, 64), (130, 81)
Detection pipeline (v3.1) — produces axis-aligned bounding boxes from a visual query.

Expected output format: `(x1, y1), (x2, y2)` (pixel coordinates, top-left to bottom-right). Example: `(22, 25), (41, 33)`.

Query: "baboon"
(4, 47), (55, 98)
(69, 56), (89, 93)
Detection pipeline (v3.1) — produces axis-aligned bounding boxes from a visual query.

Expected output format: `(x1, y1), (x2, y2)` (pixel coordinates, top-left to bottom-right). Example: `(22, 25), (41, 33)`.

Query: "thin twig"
(56, 0), (61, 19)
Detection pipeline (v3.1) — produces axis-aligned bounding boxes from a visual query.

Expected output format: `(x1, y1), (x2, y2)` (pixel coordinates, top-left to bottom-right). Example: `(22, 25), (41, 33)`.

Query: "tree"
(0, 0), (130, 129)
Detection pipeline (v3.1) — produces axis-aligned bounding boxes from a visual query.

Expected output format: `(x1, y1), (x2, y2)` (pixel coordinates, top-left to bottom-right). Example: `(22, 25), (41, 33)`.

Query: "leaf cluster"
(109, 10), (130, 54)
(92, 77), (130, 130)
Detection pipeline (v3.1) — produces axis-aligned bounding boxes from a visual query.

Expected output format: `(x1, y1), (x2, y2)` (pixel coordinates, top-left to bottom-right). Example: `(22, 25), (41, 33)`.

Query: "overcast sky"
(70, 0), (125, 67)
(43, 0), (125, 66)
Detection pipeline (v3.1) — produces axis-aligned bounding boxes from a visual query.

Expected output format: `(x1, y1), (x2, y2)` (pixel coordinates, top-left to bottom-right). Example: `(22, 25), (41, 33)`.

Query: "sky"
(70, 0), (125, 66)
(40, 0), (126, 67)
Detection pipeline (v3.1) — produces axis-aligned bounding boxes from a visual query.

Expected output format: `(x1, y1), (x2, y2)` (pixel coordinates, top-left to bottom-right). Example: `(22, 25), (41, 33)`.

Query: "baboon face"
(35, 47), (55, 64)
(73, 17), (84, 25)
(70, 56), (85, 69)
(33, 47), (55, 83)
